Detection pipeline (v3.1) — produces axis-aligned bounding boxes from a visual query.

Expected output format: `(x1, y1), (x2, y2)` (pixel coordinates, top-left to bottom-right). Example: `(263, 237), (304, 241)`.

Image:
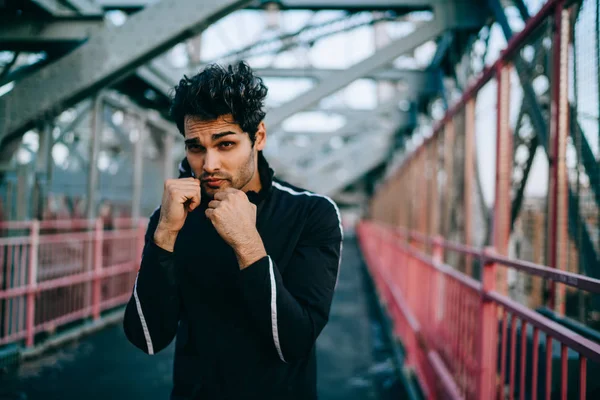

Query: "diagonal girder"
(0, 0), (252, 162)
(290, 131), (395, 196)
(281, 95), (411, 195)
(264, 19), (447, 130)
(274, 95), (415, 169)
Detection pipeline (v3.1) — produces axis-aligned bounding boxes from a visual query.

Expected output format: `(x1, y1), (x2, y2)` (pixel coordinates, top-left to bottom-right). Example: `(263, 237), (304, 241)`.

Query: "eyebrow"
(184, 131), (238, 146)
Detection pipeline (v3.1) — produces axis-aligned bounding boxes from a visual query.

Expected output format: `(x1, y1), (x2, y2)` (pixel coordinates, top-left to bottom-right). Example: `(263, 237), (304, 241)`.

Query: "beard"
(200, 149), (256, 199)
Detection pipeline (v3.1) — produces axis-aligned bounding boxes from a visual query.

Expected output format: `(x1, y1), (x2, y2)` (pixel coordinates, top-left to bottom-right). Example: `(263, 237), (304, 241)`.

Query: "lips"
(203, 179), (224, 187)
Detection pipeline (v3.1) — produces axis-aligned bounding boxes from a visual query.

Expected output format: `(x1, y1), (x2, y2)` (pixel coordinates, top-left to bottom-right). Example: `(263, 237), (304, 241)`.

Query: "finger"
(179, 188), (200, 206)
(214, 188), (239, 200)
(205, 208), (214, 220)
(207, 200), (221, 209)
(172, 181), (200, 189)
(186, 190), (201, 212)
(213, 191), (227, 201)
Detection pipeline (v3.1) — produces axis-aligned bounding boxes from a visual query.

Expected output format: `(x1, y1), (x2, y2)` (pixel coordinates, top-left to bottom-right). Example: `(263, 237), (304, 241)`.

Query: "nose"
(203, 149), (221, 174)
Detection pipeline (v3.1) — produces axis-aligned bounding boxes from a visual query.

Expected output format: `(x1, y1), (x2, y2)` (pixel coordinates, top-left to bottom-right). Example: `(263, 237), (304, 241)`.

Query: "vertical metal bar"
(15, 165), (28, 220)
(163, 131), (174, 180)
(545, 336), (553, 400)
(500, 309), (508, 397)
(457, 283), (464, 391)
(432, 237), (445, 325)
(429, 137), (440, 238)
(35, 123), (53, 219)
(464, 99), (475, 276)
(18, 242), (27, 333)
(520, 320), (528, 400)
(452, 280), (459, 364)
(478, 248), (498, 400)
(25, 221), (39, 347)
(92, 218), (103, 320)
(547, 0), (569, 315)
(494, 63), (512, 297)
(579, 356), (587, 400)
(532, 327), (539, 400)
(560, 344), (567, 400)
(419, 151), (428, 246)
(509, 315), (517, 400)
(87, 94), (102, 220)
(132, 118), (145, 220)
(443, 121), (455, 239)
(4, 244), (13, 337)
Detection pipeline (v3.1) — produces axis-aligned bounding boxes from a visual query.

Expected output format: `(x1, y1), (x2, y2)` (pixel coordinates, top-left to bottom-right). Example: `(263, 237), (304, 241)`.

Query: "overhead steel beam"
(138, 59), (442, 104)
(101, 92), (177, 135)
(271, 92), (414, 170)
(94, 0), (159, 10)
(257, 0), (436, 10)
(278, 93), (411, 188)
(30, 0), (77, 16)
(96, 0), (439, 12)
(63, 0), (103, 15)
(290, 131), (394, 196)
(0, 18), (104, 52)
(256, 67), (437, 87)
(263, 18), (447, 130)
(0, 0), (251, 162)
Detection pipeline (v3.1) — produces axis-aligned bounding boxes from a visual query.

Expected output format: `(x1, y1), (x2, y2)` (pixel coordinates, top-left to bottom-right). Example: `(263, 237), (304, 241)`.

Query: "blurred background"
(0, 0), (599, 398)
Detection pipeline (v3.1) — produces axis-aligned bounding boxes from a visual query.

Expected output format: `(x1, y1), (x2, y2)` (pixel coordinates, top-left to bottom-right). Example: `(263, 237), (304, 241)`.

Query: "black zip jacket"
(123, 154), (343, 399)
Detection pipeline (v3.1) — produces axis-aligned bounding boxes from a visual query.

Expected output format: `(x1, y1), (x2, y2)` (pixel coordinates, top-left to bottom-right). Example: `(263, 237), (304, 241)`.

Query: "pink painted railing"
(0, 218), (146, 348)
(358, 220), (600, 400)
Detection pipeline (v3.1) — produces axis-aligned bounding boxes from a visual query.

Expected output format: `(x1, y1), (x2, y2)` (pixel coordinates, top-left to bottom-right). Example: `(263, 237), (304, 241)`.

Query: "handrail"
(486, 291), (600, 362)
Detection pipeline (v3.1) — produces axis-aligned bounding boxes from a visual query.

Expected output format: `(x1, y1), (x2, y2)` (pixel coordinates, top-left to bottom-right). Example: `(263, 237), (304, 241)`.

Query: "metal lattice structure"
(0, 0), (488, 221)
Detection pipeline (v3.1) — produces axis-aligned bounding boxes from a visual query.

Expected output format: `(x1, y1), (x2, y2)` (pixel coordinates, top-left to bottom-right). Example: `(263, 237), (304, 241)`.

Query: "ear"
(254, 121), (267, 151)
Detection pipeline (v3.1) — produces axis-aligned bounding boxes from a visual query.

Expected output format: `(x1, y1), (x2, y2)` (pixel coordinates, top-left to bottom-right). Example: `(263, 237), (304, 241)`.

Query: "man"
(123, 62), (343, 400)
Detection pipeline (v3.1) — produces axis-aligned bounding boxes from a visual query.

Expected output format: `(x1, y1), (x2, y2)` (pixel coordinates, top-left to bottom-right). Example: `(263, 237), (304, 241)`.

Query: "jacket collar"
(177, 151), (274, 206)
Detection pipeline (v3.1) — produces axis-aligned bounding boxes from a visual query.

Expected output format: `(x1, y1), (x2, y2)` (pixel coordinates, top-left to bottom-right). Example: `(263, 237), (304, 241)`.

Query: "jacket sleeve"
(123, 207), (181, 354)
(238, 197), (342, 363)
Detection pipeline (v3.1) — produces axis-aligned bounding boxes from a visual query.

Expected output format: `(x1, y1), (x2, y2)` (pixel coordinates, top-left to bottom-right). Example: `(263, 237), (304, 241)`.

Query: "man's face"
(184, 114), (265, 198)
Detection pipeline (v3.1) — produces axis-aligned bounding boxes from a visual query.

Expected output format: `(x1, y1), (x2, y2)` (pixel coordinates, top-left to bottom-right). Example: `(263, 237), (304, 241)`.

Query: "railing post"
(432, 236), (445, 326)
(547, 0), (569, 315)
(25, 220), (39, 347)
(92, 218), (103, 320)
(464, 98), (475, 276)
(493, 61), (512, 297)
(442, 119), (455, 238)
(407, 235), (417, 310)
(478, 247), (499, 400)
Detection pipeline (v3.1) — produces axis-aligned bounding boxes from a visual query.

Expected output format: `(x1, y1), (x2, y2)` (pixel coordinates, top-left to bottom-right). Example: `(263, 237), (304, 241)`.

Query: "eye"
(186, 144), (204, 153)
(219, 141), (235, 149)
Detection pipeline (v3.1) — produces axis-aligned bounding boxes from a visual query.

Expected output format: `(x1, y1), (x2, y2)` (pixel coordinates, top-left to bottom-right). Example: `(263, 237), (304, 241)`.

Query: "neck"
(243, 170), (262, 193)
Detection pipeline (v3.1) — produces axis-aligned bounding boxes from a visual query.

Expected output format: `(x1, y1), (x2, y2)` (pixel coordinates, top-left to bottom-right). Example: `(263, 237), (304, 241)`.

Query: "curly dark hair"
(169, 61), (268, 144)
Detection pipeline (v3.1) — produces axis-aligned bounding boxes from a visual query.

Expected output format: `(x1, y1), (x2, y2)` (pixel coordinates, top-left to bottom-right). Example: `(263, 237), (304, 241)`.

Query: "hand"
(205, 188), (266, 268)
(154, 178), (200, 251)
(205, 188), (257, 247)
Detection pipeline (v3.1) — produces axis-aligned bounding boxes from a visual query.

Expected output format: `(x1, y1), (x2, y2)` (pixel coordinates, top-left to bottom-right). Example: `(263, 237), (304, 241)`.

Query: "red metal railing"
(362, 0), (600, 398)
(358, 221), (600, 399)
(0, 218), (146, 348)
